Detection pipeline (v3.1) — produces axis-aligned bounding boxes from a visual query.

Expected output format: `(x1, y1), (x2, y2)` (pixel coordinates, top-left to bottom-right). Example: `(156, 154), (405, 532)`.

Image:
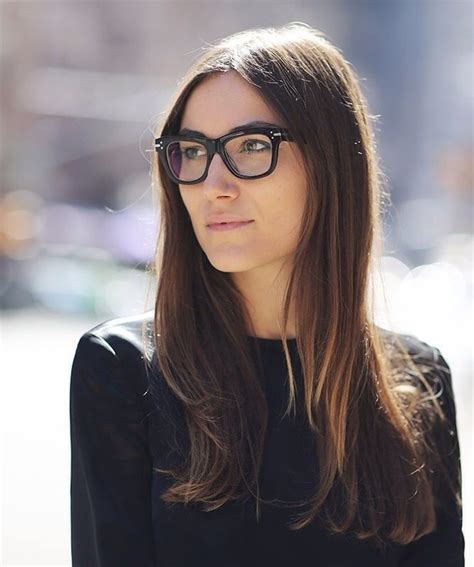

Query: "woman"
(70, 23), (464, 566)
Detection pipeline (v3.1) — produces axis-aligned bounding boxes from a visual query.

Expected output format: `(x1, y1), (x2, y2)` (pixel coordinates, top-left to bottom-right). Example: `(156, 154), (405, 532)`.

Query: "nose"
(202, 152), (239, 199)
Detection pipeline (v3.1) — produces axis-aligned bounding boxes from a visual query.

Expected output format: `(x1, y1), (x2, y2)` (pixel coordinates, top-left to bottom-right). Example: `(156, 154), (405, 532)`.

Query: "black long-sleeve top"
(69, 311), (464, 566)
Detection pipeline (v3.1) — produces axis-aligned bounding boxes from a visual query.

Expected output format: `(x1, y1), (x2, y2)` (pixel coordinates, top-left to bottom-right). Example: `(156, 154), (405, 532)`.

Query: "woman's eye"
(241, 140), (270, 153)
(183, 146), (206, 159)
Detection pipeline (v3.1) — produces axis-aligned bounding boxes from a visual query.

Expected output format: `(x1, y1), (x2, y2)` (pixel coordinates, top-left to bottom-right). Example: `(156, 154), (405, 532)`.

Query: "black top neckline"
(246, 335), (298, 350)
(247, 335), (297, 341)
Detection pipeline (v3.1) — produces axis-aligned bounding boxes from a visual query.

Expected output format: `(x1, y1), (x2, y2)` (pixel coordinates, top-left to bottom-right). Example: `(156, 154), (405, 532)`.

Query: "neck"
(231, 260), (296, 340)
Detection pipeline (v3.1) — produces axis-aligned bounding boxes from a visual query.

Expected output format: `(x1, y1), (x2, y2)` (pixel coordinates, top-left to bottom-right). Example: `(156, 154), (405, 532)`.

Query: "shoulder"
(376, 326), (459, 459)
(376, 326), (452, 394)
(79, 309), (155, 361)
(376, 325), (444, 361)
(71, 310), (156, 408)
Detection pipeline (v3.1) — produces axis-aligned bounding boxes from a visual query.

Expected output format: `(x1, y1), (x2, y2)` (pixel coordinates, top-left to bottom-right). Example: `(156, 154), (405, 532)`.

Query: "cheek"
(270, 209), (304, 248)
(264, 178), (307, 238)
(273, 149), (308, 211)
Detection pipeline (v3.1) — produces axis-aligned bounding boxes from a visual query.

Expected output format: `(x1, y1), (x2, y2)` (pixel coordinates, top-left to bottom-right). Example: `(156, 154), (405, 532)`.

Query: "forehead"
(179, 71), (282, 138)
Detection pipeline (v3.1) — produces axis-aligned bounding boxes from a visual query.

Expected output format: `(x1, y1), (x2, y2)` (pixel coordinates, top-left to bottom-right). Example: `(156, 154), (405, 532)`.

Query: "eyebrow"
(178, 120), (282, 138)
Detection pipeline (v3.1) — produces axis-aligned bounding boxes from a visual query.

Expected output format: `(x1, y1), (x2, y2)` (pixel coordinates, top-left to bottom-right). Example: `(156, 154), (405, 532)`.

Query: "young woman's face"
(178, 71), (307, 279)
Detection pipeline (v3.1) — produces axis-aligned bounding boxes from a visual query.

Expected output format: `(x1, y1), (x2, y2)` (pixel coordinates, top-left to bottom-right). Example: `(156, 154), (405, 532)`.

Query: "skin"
(178, 71), (308, 339)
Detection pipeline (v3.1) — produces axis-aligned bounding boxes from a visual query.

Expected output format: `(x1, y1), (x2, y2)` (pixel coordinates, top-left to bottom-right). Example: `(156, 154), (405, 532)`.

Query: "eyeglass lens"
(166, 133), (274, 182)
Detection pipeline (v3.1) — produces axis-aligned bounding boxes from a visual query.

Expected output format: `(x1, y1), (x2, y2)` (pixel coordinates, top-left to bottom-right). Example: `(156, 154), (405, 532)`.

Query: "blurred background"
(0, 1), (472, 565)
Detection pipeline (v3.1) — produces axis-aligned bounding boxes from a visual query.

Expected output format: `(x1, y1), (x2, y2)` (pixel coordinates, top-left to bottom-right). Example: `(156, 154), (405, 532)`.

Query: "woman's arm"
(399, 347), (465, 566)
(70, 331), (155, 566)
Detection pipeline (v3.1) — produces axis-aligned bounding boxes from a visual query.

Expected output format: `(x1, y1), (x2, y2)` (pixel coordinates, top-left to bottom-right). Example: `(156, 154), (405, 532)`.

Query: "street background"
(0, 1), (472, 565)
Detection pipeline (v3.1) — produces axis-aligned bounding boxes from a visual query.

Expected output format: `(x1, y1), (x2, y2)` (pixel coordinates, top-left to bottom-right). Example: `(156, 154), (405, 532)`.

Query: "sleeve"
(70, 332), (155, 566)
(399, 347), (465, 566)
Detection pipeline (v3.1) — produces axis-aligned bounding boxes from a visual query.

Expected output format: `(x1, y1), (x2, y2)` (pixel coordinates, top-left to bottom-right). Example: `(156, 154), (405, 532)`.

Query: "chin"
(205, 255), (254, 273)
(208, 261), (245, 273)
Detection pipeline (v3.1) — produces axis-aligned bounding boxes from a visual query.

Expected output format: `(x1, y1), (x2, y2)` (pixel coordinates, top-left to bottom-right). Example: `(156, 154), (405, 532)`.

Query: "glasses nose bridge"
(206, 137), (230, 174)
(212, 137), (226, 159)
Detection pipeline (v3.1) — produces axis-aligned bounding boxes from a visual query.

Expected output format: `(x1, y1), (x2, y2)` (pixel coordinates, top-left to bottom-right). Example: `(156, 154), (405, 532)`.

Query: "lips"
(207, 220), (254, 231)
(208, 220), (252, 226)
(205, 214), (253, 226)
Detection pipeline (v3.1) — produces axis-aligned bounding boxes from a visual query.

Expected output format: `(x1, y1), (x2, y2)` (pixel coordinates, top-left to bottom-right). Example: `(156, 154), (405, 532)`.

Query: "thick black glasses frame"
(154, 126), (294, 185)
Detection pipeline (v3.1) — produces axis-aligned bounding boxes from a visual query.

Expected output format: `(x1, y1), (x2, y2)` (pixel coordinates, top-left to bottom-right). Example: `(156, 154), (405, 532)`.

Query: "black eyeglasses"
(154, 126), (294, 185)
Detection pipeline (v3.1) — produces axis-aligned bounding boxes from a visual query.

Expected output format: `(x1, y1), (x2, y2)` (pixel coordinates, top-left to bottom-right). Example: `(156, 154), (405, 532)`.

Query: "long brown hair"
(146, 22), (461, 550)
